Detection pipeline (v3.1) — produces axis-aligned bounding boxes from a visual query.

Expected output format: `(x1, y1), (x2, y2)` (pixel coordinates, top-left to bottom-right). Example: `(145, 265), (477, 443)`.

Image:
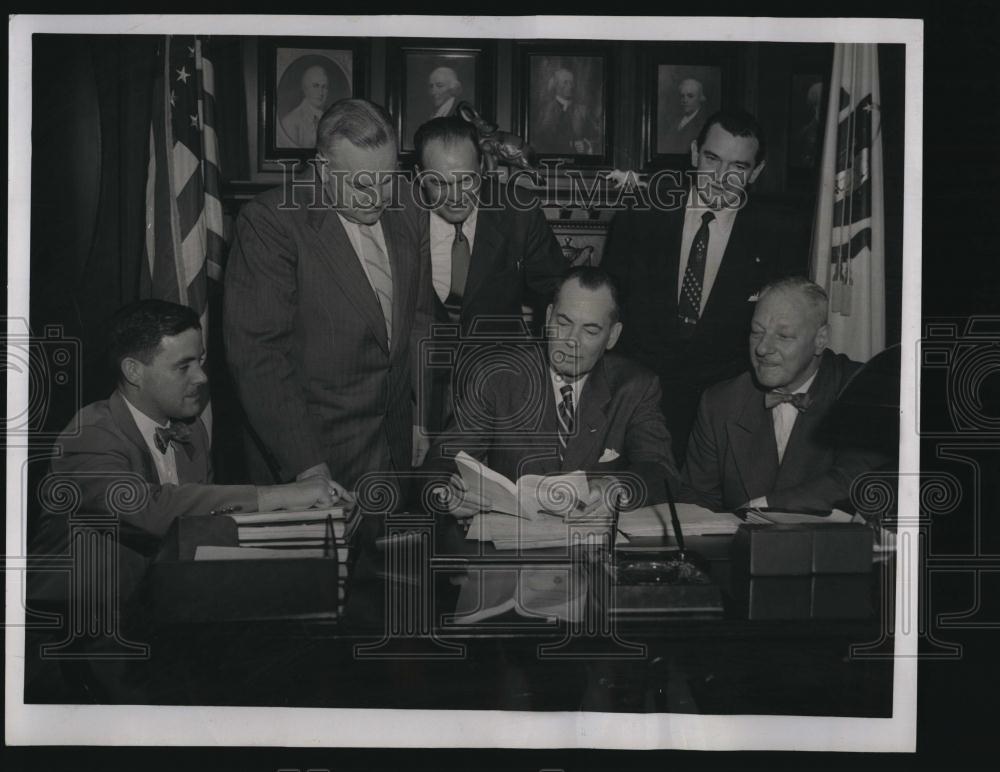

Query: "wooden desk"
(26, 512), (895, 715)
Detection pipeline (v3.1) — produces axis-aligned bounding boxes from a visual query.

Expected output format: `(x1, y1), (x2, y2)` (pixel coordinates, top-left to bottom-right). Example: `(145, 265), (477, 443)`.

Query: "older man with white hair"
(680, 276), (886, 512)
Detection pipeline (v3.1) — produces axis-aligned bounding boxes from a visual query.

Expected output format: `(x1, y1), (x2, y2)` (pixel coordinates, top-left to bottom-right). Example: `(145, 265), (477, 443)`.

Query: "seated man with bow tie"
(33, 299), (348, 602)
(680, 276), (883, 512)
(422, 267), (680, 516)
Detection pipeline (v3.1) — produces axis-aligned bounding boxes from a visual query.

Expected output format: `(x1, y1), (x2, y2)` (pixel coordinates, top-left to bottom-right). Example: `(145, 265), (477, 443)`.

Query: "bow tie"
(764, 390), (814, 412)
(154, 421), (193, 454)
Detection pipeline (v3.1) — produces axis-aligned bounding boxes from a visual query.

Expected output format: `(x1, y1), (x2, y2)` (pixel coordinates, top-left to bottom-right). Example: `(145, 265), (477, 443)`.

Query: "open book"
(453, 451), (591, 520)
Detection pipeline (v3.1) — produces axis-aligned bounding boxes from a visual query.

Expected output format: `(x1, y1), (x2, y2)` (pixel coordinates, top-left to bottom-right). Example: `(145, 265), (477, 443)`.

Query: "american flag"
(143, 35), (224, 329)
(810, 43), (886, 362)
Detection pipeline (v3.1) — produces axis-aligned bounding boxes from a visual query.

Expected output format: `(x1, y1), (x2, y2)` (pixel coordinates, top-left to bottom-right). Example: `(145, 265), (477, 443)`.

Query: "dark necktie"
(556, 384), (575, 462)
(764, 390), (814, 412)
(154, 421), (193, 454)
(449, 222), (470, 301)
(677, 211), (715, 327)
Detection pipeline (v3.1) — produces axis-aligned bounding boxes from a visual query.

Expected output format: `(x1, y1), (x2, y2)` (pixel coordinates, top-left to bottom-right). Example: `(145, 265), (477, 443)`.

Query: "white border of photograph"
(6, 13), (923, 752)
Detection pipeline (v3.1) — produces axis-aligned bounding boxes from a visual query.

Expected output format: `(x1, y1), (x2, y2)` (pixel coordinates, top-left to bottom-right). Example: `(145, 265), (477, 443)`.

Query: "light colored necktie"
(358, 224), (393, 345)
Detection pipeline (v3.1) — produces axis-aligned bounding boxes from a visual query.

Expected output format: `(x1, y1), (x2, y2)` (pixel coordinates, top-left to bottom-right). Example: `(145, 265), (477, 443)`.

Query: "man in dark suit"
(412, 116), (568, 433)
(424, 267), (679, 515)
(225, 99), (433, 491)
(32, 300), (340, 611)
(602, 109), (803, 463)
(681, 277), (885, 512)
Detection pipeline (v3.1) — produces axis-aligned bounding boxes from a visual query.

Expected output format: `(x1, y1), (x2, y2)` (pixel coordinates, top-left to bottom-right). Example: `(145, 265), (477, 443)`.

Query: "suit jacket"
(680, 350), (884, 512)
(423, 347), (679, 507)
(601, 188), (803, 460)
(421, 182), (568, 333)
(30, 391), (258, 602)
(224, 178), (433, 486)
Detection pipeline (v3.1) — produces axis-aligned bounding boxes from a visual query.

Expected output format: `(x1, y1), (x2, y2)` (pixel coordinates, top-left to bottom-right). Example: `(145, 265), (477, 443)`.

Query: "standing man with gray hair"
(225, 98), (433, 494)
(680, 276), (885, 512)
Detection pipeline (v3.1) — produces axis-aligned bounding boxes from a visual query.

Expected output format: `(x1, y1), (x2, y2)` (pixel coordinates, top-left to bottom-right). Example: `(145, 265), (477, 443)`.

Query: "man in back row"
(225, 98), (433, 490)
(603, 109), (806, 464)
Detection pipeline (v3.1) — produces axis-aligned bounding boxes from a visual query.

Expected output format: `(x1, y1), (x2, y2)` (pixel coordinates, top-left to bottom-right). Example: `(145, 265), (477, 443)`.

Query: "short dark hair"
(316, 98), (396, 156)
(554, 266), (622, 323)
(696, 108), (767, 166)
(107, 299), (201, 383)
(413, 116), (482, 168)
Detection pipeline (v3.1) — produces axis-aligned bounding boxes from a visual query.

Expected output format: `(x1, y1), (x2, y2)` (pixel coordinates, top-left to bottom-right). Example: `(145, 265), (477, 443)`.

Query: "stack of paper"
(618, 503), (743, 539)
(196, 507), (354, 560)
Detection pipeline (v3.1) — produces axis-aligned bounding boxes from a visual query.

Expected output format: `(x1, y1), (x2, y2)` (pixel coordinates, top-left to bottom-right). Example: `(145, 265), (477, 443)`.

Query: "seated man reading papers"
(680, 276), (887, 513)
(423, 267), (680, 524)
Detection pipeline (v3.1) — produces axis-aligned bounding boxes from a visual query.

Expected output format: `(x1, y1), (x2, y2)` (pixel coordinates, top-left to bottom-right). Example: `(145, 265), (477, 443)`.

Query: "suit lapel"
(463, 205), (506, 309)
(561, 359), (610, 472)
(307, 206), (390, 353)
(109, 392), (158, 484)
(658, 197), (686, 316)
(700, 202), (764, 323)
(727, 385), (779, 502)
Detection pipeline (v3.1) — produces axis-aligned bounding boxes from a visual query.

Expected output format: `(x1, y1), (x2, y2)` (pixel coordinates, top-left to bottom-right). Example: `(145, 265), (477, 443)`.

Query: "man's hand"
(412, 425), (431, 468)
(436, 472), (491, 520)
(576, 476), (622, 518)
(257, 477), (352, 512)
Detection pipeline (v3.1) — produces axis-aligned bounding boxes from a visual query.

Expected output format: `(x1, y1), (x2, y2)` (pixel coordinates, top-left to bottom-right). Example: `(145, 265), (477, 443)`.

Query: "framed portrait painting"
(258, 37), (368, 166)
(642, 43), (738, 169)
(516, 43), (613, 167)
(387, 40), (495, 159)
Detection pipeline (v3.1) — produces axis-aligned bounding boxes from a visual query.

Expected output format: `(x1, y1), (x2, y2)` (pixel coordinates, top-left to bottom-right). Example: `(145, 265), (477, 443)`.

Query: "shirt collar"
(120, 391), (169, 450)
(555, 96), (571, 110)
(686, 185), (740, 224)
(430, 206), (478, 237)
(791, 369), (819, 396)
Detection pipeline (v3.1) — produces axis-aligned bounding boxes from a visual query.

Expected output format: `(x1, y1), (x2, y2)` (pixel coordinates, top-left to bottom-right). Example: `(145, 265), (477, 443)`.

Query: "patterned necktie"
(449, 221), (470, 302)
(359, 224), (393, 346)
(677, 211), (715, 326)
(556, 384), (575, 462)
(764, 390), (814, 412)
(154, 420), (192, 454)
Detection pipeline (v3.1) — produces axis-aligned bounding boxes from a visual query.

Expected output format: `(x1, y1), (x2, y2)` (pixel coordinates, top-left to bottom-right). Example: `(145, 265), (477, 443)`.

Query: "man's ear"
(690, 140), (700, 167)
(814, 323), (830, 353)
(120, 357), (143, 389)
(748, 159), (767, 185)
(545, 304), (554, 329)
(606, 321), (624, 351)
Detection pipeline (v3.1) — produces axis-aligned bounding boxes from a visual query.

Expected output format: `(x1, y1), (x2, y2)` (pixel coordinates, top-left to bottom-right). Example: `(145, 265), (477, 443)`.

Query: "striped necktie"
(556, 384), (575, 462)
(358, 224), (393, 346)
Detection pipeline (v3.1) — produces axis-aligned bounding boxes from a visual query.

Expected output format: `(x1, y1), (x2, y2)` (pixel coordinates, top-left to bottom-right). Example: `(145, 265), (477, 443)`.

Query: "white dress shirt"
(121, 393), (179, 486)
(771, 370), (819, 465)
(429, 208), (479, 303)
(338, 214), (389, 295)
(676, 189), (739, 315)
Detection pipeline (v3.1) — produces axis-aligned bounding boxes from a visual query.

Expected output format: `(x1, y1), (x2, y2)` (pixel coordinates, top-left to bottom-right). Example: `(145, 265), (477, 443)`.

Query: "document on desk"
(454, 451), (591, 520)
(618, 503), (743, 539)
